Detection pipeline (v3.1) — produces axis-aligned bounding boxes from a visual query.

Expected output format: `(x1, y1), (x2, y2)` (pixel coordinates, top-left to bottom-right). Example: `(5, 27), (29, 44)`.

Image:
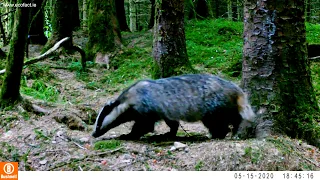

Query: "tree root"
(21, 98), (50, 115)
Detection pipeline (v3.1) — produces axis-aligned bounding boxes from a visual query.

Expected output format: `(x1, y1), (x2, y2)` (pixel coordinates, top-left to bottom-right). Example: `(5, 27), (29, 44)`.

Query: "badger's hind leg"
(119, 119), (155, 140)
(162, 119), (179, 138)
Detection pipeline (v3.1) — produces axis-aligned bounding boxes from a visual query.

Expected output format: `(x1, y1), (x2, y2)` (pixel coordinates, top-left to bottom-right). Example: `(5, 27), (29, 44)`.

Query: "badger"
(91, 74), (255, 140)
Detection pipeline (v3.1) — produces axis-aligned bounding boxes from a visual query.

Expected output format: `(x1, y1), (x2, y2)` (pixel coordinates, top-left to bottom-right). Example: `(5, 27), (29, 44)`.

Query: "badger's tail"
(237, 93), (255, 122)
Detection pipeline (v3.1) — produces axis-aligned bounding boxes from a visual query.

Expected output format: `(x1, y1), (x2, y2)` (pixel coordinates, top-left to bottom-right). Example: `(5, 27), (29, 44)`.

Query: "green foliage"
(311, 63), (320, 102)
(244, 146), (262, 164)
(195, 161), (204, 171)
(0, 142), (20, 162)
(94, 140), (122, 150)
(185, 19), (243, 76)
(306, 23), (320, 44)
(100, 47), (153, 92)
(21, 79), (59, 102)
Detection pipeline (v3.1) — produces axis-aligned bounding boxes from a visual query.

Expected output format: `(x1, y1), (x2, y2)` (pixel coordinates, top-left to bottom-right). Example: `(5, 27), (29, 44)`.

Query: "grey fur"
(92, 74), (255, 140)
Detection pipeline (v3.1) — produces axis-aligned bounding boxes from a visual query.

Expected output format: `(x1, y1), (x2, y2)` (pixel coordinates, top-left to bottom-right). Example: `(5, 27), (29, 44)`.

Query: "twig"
(96, 147), (124, 156)
(179, 123), (191, 137)
(24, 134), (41, 148)
(78, 166), (83, 171)
(302, 156), (320, 168)
(72, 141), (86, 150)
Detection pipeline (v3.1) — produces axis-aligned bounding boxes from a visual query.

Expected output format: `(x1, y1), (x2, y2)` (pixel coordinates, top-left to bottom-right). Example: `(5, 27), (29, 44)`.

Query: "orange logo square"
(0, 162), (18, 180)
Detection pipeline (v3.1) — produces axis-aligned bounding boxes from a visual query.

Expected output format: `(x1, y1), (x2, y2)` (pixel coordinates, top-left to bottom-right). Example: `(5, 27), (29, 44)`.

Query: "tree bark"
(0, 16), (7, 45)
(148, 0), (155, 29)
(86, 0), (122, 62)
(6, 0), (16, 44)
(0, 0), (31, 108)
(129, 0), (137, 32)
(42, 0), (74, 53)
(242, 0), (320, 146)
(71, 0), (80, 30)
(115, 0), (130, 32)
(29, 0), (48, 45)
(152, 0), (194, 79)
(82, 0), (88, 30)
(227, 0), (232, 20)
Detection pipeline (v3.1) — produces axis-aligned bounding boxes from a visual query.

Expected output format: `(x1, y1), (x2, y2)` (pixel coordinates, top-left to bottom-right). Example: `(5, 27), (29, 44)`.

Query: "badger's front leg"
(163, 119), (179, 138)
(119, 120), (155, 140)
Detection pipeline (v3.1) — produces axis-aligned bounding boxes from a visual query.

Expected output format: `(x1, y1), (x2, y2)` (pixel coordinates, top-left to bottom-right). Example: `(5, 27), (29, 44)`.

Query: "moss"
(86, 0), (120, 62)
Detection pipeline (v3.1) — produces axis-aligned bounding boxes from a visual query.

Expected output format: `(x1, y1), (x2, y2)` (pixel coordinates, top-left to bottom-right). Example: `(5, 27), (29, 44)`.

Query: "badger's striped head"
(92, 100), (130, 138)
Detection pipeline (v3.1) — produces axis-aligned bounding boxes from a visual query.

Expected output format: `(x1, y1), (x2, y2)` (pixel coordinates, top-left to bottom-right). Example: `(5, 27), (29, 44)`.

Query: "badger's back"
(117, 74), (244, 122)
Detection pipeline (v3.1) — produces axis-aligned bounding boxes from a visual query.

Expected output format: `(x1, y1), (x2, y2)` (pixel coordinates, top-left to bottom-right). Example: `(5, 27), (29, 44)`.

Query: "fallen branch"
(24, 37), (70, 66)
(309, 56), (320, 61)
(0, 37), (70, 75)
(31, 104), (50, 115)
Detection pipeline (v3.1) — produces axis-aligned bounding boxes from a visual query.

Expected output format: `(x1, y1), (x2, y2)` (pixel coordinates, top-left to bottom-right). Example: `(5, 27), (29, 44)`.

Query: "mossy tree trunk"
(0, 0), (31, 108)
(42, 0), (74, 53)
(227, 0), (232, 20)
(152, 0), (194, 79)
(6, 0), (16, 44)
(86, 0), (122, 61)
(115, 0), (130, 32)
(82, 0), (88, 30)
(29, 0), (48, 45)
(242, 0), (320, 146)
(129, 0), (137, 32)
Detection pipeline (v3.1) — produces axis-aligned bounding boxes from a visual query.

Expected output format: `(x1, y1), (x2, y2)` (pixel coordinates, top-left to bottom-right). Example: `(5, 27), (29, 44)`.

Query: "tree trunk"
(305, 0), (310, 22)
(152, 0), (194, 79)
(227, 0), (232, 20)
(42, 0), (74, 53)
(82, 0), (87, 30)
(196, 0), (209, 19)
(214, 0), (219, 18)
(86, 0), (122, 61)
(148, 0), (155, 29)
(185, 0), (196, 20)
(29, 0), (48, 45)
(129, 0), (137, 32)
(6, 0), (16, 44)
(242, 0), (320, 146)
(236, 0), (242, 21)
(71, 0), (80, 30)
(0, 16), (7, 45)
(116, 0), (130, 32)
(0, 0), (31, 108)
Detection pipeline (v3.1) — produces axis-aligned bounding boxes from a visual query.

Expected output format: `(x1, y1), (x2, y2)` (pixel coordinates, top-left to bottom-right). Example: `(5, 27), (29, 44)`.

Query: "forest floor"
(0, 19), (320, 171)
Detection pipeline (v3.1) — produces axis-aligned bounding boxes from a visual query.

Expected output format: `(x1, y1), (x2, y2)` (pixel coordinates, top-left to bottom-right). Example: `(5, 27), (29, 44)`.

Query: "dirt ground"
(0, 41), (320, 171)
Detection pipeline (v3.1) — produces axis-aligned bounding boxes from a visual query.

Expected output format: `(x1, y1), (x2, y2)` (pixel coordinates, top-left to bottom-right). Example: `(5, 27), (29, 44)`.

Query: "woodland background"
(0, 0), (319, 171)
